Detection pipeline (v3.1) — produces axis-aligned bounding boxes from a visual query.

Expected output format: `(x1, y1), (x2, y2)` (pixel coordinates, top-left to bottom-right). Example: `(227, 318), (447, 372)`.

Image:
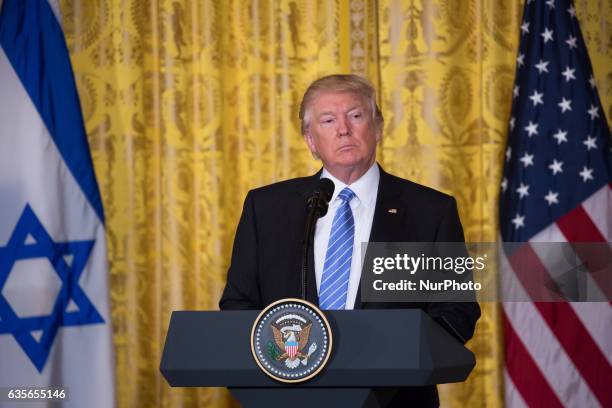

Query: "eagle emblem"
(251, 298), (332, 383)
(271, 314), (318, 369)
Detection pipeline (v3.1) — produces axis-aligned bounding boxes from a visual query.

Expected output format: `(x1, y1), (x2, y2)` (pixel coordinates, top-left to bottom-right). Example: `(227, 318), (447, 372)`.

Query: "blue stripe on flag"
(0, 0), (105, 223)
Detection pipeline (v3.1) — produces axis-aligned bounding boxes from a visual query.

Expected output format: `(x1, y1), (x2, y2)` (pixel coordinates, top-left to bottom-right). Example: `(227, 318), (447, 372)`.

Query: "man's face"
(304, 91), (381, 182)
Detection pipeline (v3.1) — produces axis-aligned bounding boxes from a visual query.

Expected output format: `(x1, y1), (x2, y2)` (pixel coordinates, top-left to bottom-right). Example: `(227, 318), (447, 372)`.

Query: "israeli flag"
(0, 1), (115, 406)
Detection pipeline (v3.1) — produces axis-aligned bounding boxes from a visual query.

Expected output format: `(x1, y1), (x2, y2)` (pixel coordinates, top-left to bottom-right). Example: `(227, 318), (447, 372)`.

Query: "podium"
(160, 309), (475, 407)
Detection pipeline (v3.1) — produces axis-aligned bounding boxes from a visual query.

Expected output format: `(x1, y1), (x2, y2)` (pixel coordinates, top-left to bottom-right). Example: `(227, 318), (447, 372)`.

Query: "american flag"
(499, 0), (612, 407)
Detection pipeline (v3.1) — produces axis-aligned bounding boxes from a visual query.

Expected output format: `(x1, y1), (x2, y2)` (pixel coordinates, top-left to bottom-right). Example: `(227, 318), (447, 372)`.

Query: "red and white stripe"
(503, 184), (612, 408)
(286, 345), (298, 359)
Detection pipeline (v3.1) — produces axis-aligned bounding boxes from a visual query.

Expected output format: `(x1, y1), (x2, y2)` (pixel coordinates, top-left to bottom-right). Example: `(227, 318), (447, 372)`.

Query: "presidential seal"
(250, 298), (333, 383)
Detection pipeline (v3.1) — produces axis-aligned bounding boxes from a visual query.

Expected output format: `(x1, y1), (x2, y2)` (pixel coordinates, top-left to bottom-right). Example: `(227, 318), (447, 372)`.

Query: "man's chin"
(334, 150), (363, 162)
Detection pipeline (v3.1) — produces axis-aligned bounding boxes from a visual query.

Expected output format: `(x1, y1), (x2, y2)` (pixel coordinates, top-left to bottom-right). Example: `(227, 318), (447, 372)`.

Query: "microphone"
(307, 178), (335, 217)
(301, 178), (335, 300)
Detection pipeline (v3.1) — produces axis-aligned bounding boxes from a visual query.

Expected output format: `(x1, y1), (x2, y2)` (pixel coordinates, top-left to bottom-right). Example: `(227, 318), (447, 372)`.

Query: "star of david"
(0, 205), (104, 372)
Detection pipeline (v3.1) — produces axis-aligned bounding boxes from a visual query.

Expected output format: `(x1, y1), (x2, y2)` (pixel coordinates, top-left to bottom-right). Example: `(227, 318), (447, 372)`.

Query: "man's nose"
(336, 117), (350, 136)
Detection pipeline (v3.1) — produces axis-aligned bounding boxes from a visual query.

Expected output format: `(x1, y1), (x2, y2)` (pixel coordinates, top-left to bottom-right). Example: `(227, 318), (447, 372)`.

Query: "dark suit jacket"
(219, 165), (480, 407)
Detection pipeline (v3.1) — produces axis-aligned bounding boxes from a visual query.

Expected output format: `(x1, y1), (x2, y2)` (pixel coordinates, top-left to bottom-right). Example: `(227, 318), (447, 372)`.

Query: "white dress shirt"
(314, 163), (380, 309)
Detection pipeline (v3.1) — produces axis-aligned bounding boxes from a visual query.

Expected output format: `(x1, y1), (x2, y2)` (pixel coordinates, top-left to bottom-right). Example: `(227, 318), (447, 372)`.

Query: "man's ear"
(303, 132), (320, 160)
(304, 132), (316, 154)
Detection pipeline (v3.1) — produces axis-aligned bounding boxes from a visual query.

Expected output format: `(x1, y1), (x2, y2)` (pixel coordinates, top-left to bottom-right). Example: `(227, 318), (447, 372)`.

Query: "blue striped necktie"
(319, 187), (356, 310)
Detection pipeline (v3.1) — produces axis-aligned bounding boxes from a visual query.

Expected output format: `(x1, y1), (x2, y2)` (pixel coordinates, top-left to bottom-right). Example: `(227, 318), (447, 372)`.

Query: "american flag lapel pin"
(388, 208), (397, 214)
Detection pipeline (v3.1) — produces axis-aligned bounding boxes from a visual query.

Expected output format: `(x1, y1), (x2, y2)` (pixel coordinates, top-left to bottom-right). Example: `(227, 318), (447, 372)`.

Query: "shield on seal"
(285, 340), (298, 359)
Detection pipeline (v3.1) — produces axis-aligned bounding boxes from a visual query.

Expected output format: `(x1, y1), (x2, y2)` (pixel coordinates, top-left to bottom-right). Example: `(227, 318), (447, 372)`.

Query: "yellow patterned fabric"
(58, 1), (610, 407)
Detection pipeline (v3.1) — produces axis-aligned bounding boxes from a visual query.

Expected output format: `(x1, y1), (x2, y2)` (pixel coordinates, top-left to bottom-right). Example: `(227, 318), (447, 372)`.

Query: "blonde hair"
(299, 74), (384, 134)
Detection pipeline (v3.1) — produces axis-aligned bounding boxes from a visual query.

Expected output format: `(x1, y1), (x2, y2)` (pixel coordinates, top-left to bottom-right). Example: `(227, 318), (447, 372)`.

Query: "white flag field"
(0, 0), (115, 407)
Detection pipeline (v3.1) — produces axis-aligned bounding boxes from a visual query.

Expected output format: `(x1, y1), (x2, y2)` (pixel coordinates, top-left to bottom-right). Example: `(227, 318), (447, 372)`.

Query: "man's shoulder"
(248, 174), (316, 200)
(383, 171), (455, 206)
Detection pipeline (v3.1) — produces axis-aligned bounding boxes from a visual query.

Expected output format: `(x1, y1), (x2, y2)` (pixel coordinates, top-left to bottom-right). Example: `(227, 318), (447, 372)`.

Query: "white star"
(548, 159), (564, 174)
(588, 105), (599, 120)
(589, 75), (596, 88)
(568, 5), (576, 18)
(558, 98), (572, 113)
(546, 0), (555, 9)
(513, 85), (520, 99)
(552, 129), (568, 144)
(520, 153), (534, 168)
(501, 178), (508, 192)
(579, 166), (594, 182)
(544, 191), (559, 205)
(583, 135), (597, 150)
(521, 22), (530, 35)
(561, 66), (576, 82)
(512, 214), (526, 229)
(525, 121), (539, 137)
(529, 90), (544, 106)
(535, 60), (549, 74)
(506, 146), (512, 162)
(541, 28), (554, 43)
(517, 53), (525, 67)
(509, 117), (516, 131)
(566, 35), (577, 49)
(516, 183), (530, 198)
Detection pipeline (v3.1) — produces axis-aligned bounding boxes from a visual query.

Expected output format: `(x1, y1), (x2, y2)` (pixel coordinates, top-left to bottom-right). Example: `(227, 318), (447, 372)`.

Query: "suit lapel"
(368, 168), (405, 243)
(354, 167), (405, 309)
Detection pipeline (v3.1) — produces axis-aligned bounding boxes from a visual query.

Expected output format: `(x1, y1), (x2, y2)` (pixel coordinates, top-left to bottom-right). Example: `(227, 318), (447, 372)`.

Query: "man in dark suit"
(220, 74), (480, 407)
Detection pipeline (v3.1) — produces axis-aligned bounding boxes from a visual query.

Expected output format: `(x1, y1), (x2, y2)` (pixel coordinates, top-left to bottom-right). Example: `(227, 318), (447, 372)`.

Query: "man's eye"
(352, 113), (363, 119)
(321, 118), (334, 124)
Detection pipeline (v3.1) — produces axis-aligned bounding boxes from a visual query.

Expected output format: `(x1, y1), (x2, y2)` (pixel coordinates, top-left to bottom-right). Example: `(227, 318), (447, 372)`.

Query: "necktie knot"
(338, 187), (356, 203)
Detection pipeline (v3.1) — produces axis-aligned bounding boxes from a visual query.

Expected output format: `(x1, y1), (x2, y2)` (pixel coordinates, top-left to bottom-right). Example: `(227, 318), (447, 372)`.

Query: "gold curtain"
(59, 1), (611, 407)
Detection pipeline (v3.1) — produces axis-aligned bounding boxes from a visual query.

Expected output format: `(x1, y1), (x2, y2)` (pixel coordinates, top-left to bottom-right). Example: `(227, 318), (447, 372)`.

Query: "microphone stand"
(301, 191), (330, 300)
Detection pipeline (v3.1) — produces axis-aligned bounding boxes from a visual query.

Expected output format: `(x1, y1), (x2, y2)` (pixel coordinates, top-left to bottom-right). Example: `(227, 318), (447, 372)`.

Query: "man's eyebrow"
(317, 105), (364, 117)
(346, 105), (365, 113)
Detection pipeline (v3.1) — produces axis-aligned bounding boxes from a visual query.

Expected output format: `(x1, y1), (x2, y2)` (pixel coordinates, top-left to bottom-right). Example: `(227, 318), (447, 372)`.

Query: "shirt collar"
(321, 163), (380, 209)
